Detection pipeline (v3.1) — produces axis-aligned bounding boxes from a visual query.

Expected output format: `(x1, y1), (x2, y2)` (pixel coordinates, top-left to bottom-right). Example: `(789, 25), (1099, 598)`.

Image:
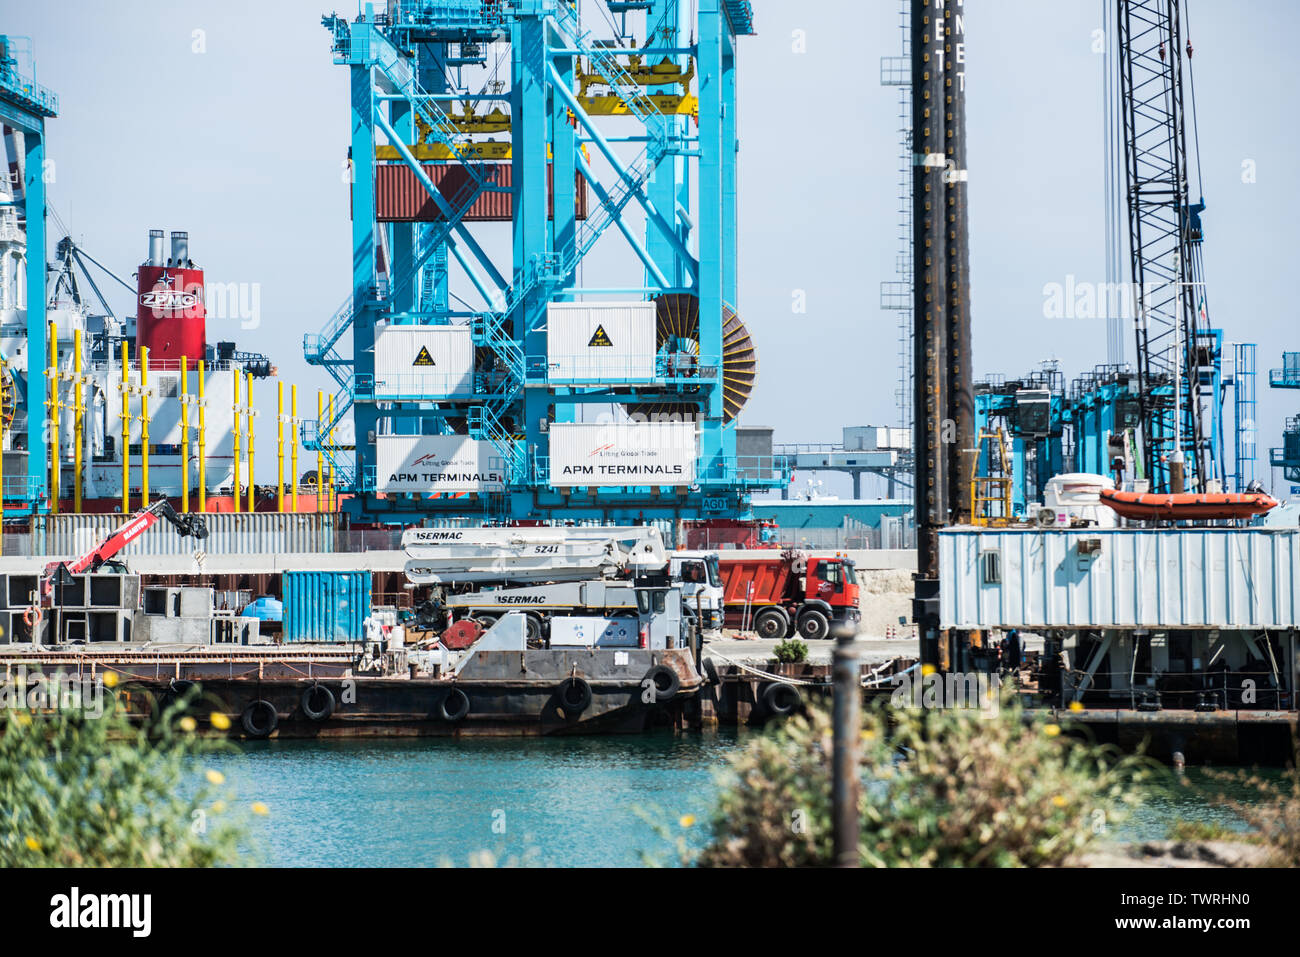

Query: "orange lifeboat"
(1098, 488), (1279, 521)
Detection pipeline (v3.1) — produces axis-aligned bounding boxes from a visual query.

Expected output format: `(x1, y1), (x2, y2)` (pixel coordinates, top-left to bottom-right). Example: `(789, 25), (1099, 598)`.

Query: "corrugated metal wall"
(34, 513), (338, 558)
(940, 527), (1300, 631)
(282, 569), (371, 642)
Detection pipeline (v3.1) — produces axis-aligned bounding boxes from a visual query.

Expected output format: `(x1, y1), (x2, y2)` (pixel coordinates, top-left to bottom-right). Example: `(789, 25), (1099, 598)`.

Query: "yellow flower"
(101, 671), (119, 688)
(860, 729), (876, 741)
(1043, 723), (1062, 737)
(179, 716), (197, 733)
(209, 711), (231, 731)
(211, 800), (227, 814)
(1052, 795), (1068, 808)
(24, 836), (40, 852)
(1068, 700), (1084, 712)
(678, 814), (696, 828)
(205, 769), (225, 786)
(15, 713), (31, 726)
(920, 663), (937, 677)
(251, 802), (270, 816)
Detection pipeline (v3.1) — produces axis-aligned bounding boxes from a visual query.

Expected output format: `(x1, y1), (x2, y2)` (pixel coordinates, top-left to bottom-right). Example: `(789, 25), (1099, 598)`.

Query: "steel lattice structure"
(1117, 0), (1212, 489)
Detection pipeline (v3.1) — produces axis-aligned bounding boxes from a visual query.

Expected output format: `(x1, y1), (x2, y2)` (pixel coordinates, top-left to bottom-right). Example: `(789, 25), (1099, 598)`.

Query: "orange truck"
(717, 551), (861, 640)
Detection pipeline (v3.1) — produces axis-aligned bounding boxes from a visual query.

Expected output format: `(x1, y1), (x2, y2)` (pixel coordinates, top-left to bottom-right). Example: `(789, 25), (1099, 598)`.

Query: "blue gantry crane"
(0, 35), (57, 508)
(305, 0), (777, 524)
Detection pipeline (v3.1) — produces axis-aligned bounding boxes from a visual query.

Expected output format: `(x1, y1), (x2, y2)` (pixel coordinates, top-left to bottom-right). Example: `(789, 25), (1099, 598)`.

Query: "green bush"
(0, 683), (255, 867)
(1201, 763), (1300, 866)
(773, 638), (808, 664)
(696, 696), (1151, 867)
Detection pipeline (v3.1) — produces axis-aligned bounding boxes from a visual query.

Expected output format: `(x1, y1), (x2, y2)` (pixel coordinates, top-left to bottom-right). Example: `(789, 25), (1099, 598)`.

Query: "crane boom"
(41, 500), (208, 599)
(1117, 0), (1212, 490)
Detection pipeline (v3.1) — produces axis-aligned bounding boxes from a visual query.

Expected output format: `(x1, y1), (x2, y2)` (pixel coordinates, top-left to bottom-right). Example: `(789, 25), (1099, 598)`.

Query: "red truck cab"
(718, 552), (861, 640)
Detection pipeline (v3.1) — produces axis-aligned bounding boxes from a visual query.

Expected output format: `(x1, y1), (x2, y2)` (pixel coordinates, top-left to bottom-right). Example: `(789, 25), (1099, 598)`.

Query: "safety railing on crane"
(1269, 353), (1300, 389)
(523, 353), (720, 385)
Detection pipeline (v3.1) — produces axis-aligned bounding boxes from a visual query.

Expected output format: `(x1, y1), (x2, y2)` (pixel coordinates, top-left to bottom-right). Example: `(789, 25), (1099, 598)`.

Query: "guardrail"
(524, 353), (720, 385)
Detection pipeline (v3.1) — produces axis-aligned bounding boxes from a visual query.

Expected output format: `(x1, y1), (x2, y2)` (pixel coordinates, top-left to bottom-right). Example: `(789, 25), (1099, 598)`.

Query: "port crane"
(40, 499), (208, 601)
(1117, 0), (1216, 492)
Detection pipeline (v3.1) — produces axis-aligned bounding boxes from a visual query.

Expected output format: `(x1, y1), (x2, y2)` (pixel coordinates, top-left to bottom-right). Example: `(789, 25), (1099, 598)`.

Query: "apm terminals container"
(281, 570), (371, 643)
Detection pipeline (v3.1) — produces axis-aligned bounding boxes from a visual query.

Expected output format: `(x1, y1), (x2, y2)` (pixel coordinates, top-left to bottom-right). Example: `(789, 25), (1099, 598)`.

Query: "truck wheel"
(753, 607), (790, 640)
(797, 609), (831, 641)
(525, 614), (544, 644)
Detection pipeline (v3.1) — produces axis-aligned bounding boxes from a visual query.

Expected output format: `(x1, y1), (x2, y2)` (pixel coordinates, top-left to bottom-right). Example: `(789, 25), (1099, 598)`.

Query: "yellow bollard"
(140, 346), (150, 506)
(198, 360), (207, 513)
(74, 329), (83, 513)
(291, 384), (299, 512)
(277, 381), (285, 512)
(327, 394), (336, 513)
(316, 391), (324, 514)
(120, 340), (130, 513)
(246, 371), (255, 513)
(48, 321), (59, 514)
(232, 371), (242, 513)
(180, 356), (189, 513)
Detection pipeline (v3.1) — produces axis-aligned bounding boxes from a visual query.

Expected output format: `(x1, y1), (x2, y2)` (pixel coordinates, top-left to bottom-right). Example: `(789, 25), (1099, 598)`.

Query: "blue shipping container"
(282, 570), (372, 642)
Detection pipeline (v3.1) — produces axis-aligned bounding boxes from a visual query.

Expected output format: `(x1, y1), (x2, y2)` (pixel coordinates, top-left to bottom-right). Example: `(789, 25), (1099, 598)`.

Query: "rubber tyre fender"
(762, 681), (802, 718)
(439, 687), (471, 723)
(557, 676), (593, 717)
(643, 664), (681, 703)
(701, 657), (721, 686)
(797, 609), (831, 641)
(753, 607), (791, 640)
(300, 684), (336, 722)
(241, 699), (279, 739)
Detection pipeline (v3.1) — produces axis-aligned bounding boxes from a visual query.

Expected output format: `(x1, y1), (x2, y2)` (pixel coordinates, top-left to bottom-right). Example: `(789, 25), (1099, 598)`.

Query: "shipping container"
(373, 322), (473, 398)
(939, 527), (1300, 631)
(282, 570), (371, 643)
(545, 301), (657, 383)
(35, 512), (338, 558)
(373, 162), (588, 222)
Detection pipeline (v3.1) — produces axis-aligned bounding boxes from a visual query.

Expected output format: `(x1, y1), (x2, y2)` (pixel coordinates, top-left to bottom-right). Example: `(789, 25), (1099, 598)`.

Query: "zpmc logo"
(140, 273), (201, 313)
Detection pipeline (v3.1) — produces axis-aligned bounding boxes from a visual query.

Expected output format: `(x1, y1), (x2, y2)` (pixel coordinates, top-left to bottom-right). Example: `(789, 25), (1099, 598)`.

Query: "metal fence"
(8, 513), (338, 559)
(689, 516), (916, 552)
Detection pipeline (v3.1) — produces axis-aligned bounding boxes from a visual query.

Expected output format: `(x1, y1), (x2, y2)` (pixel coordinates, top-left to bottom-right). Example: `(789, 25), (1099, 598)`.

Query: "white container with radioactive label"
(373, 322), (474, 398)
(545, 301), (657, 383)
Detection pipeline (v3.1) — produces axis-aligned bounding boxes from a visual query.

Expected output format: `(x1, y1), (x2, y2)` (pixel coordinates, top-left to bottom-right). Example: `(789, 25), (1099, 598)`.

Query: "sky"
(5, 0), (1299, 498)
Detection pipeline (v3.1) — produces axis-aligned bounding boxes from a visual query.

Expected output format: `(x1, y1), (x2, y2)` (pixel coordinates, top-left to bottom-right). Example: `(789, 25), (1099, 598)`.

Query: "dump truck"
(717, 550), (860, 640)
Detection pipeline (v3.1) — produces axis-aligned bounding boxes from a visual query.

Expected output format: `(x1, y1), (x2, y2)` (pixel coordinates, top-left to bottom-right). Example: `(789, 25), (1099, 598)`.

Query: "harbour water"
(208, 734), (1276, 867)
